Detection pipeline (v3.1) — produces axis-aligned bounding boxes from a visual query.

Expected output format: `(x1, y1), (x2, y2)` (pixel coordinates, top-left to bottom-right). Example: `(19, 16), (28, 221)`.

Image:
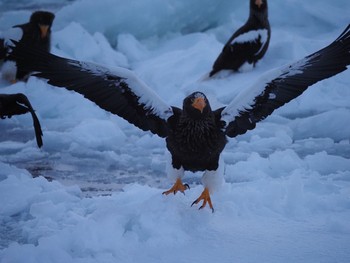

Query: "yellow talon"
(191, 188), (214, 213)
(162, 178), (190, 195)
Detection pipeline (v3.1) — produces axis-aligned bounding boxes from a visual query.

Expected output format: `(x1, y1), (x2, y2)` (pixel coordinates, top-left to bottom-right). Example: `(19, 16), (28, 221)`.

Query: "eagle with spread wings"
(10, 24), (350, 212)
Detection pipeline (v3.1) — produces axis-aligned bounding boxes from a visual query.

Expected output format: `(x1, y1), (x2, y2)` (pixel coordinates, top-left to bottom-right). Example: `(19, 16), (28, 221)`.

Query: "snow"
(0, 0), (350, 262)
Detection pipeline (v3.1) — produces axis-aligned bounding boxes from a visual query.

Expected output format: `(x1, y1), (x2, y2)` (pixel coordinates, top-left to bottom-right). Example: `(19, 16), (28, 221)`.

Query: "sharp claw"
(191, 199), (198, 207)
(163, 178), (189, 196)
(191, 188), (214, 212)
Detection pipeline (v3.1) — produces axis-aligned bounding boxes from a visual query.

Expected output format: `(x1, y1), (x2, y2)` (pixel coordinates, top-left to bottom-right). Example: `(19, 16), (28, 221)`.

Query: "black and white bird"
(0, 93), (43, 148)
(209, 0), (270, 77)
(9, 24), (350, 212)
(0, 11), (55, 82)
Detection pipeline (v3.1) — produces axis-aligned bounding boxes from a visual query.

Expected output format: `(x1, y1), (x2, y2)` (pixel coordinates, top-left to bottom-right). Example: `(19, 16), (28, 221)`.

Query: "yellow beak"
(255, 0), (263, 8)
(192, 97), (206, 113)
(39, 25), (49, 38)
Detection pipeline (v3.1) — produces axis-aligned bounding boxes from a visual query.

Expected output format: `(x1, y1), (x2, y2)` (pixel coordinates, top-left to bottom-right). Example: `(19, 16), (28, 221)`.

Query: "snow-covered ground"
(1, 0), (350, 262)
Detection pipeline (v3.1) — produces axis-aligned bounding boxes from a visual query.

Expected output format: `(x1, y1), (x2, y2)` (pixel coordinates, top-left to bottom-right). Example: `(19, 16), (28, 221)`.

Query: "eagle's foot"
(191, 188), (214, 213)
(162, 178), (190, 195)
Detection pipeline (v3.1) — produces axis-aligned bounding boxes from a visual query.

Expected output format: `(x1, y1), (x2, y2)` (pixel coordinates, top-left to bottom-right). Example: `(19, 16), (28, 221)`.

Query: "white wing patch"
(123, 70), (174, 120)
(221, 68), (279, 125)
(231, 29), (268, 49)
(221, 53), (316, 125)
(68, 60), (173, 120)
(279, 54), (318, 78)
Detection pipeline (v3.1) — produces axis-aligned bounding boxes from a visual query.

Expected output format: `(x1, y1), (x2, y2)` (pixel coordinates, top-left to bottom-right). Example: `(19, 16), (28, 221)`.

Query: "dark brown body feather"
(166, 107), (227, 172)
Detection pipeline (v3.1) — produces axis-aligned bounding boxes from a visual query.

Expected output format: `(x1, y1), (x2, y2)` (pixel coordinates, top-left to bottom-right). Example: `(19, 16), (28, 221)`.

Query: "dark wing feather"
(222, 24), (350, 138)
(0, 93), (43, 148)
(0, 93), (28, 117)
(10, 41), (174, 138)
(15, 93), (43, 148)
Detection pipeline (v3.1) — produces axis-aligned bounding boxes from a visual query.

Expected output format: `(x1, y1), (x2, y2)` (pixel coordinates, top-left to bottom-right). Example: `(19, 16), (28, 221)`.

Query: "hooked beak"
(255, 0), (263, 8)
(192, 97), (206, 113)
(39, 25), (50, 38)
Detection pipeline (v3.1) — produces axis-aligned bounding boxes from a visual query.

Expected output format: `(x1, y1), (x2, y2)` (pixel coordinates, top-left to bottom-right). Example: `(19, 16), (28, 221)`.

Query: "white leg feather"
(201, 157), (225, 193)
(165, 152), (184, 182)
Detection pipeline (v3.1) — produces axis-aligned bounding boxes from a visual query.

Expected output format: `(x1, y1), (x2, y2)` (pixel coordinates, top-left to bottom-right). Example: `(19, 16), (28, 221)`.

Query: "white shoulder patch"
(278, 54), (317, 79)
(231, 29), (268, 47)
(220, 52), (316, 125)
(220, 67), (286, 125)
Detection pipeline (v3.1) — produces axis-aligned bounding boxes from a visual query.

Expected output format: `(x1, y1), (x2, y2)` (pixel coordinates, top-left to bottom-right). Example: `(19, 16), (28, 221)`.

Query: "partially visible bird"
(0, 39), (6, 60)
(0, 11), (55, 81)
(209, 0), (270, 77)
(0, 93), (43, 148)
(9, 24), (350, 212)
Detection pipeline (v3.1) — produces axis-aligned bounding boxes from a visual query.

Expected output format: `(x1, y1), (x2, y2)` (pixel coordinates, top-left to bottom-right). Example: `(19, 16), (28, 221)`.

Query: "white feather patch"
(231, 29), (268, 47)
(68, 60), (173, 120)
(201, 157), (225, 193)
(221, 54), (315, 125)
(166, 154), (185, 182)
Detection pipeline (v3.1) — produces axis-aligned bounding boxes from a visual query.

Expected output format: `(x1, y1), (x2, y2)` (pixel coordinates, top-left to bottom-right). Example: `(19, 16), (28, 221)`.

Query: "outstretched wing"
(0, 93), (43, 148)
(221, 24), (350, 138)
(10, 41), (174, 138)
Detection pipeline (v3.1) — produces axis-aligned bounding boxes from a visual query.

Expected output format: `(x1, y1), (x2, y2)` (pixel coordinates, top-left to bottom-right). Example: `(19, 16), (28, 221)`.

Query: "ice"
(1, 0), (350, 262)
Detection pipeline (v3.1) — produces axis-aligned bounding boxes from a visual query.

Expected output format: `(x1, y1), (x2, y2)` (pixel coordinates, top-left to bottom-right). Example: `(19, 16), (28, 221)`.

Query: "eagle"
(1, 11), (55, 81)
(9, 24), (350, 212)
(209, 0), (270, 77)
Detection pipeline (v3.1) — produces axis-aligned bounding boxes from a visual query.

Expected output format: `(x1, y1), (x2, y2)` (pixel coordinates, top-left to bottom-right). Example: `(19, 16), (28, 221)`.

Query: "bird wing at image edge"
(9, 41), (174, 138)
(222, 24), (350, 138)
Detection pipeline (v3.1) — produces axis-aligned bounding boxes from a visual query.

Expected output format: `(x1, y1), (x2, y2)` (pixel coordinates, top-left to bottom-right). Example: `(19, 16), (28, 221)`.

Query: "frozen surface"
(0, 0), (350, 262)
